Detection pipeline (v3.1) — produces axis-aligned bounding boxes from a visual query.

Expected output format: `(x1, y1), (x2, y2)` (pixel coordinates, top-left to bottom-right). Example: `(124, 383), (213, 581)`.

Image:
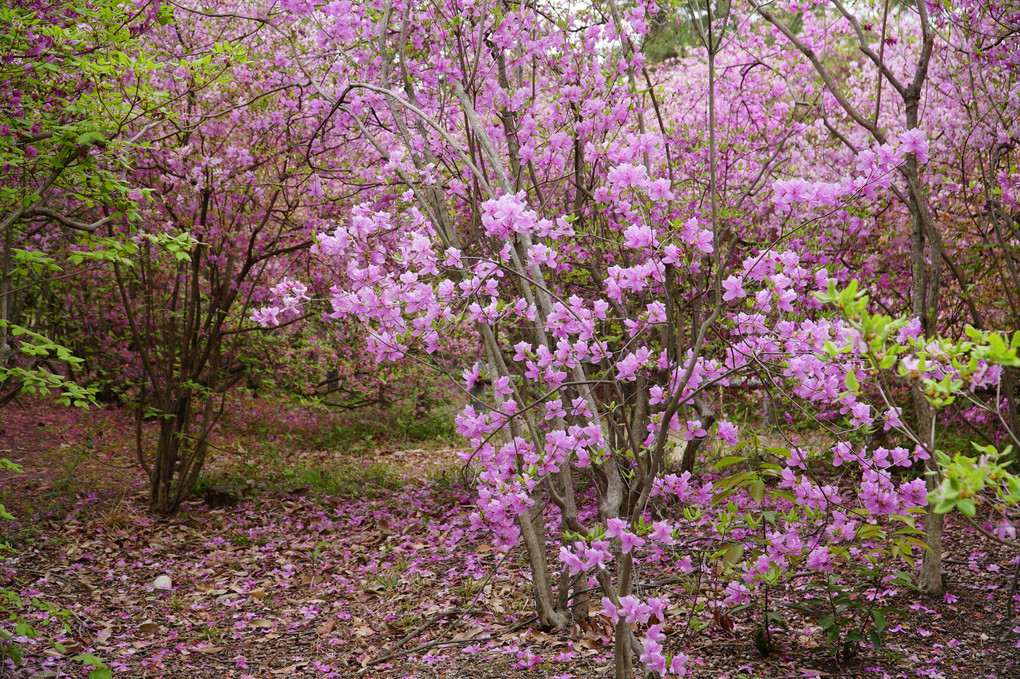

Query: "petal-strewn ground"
(2, 399), (1018, 678)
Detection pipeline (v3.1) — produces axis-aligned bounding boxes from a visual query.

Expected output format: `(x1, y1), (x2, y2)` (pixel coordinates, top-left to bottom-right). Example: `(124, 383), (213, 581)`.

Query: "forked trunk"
(150, 413), (179, 514)
(148, 394), (206, 514)
(518, 502), (570, 630)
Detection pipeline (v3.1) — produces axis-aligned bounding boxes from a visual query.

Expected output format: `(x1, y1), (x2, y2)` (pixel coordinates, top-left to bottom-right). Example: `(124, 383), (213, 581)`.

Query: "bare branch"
(24, 207), (113, 232)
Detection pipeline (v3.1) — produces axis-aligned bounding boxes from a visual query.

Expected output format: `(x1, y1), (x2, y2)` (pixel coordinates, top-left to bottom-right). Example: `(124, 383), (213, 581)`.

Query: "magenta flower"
(649, 521), (674, 546)
(717, 420), (739, 445)
(899, 128), (930, 164)
(684, 419), (707, 440)
(647, 178), (673, 201)
(831, 441), (854, 466)
(604, 517), (628, 539)
(617, 347), (651, 382)
(584, 540), (612, 570)
(722, 275), (747, 302)
(601, 597), (620, 625)
(882, 406), (904, 431)
(623, 224), (658, 250)
(889, 446), (911, 467)
(645, 599), (667, 623)
(607, 163), (649, 189)
(849, 401), (873, 428)
(898, 478), (928, 509)
(694, 229), (714, 254)
(618, 595), (649, 624)
(806, 546), (832, 571)
(723, 581), (750, 606)
(559, 545), (585, 576)
(639, 639), (666, 674)
(619, 531), (646, 555)
(669, 654), (690, 674)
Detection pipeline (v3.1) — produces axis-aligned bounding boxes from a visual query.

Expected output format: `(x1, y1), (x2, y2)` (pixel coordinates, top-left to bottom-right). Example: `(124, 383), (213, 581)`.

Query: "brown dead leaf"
(137, 621), (159, 634)
(272, 663), (307, 675)
(527, 628), (555, 644)
(574, 636), (602, 655)
(452, 625), (486, 641)
(316, 619), (335, 635)
(797, 634), (822, 648)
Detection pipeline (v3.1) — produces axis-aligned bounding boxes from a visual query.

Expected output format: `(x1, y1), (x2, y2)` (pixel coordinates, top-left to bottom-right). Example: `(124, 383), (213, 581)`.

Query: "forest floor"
(2, 397), (1019, 679)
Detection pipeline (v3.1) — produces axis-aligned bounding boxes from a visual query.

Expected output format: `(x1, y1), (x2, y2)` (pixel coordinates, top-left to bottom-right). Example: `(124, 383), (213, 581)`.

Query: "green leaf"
(72, 653), (106, 668)
(721, 543), (744, 569)
(766, 489), (796, 502)
(75, 131), (106, 145)
(0, 458), (24, 473)
(712, 456), (747, 470)
(750, 479), (765, 503)
(857, 524), (884, 539)
(1006, 476), (1020, 499)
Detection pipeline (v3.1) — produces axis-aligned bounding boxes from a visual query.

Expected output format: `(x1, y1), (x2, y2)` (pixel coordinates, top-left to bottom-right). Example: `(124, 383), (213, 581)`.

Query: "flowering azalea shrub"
(241, 0), (1020, 674)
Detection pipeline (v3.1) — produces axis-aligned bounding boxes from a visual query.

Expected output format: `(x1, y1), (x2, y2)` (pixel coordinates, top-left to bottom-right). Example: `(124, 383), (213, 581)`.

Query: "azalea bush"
(246, 0), (1020, 675)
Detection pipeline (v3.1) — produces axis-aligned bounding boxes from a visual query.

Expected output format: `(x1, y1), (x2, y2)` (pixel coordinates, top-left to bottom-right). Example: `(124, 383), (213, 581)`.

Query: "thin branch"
(24, 207), (113, 233)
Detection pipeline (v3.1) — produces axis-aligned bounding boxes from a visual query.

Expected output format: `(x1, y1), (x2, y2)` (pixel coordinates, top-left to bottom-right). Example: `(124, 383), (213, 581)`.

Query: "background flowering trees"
(0, 0), (168, 407)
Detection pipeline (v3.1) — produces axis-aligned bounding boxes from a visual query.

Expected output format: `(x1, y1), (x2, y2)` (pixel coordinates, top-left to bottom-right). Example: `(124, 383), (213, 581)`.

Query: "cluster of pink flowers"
(250, 278), (310, 327)
(772, 131), (930, 211)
